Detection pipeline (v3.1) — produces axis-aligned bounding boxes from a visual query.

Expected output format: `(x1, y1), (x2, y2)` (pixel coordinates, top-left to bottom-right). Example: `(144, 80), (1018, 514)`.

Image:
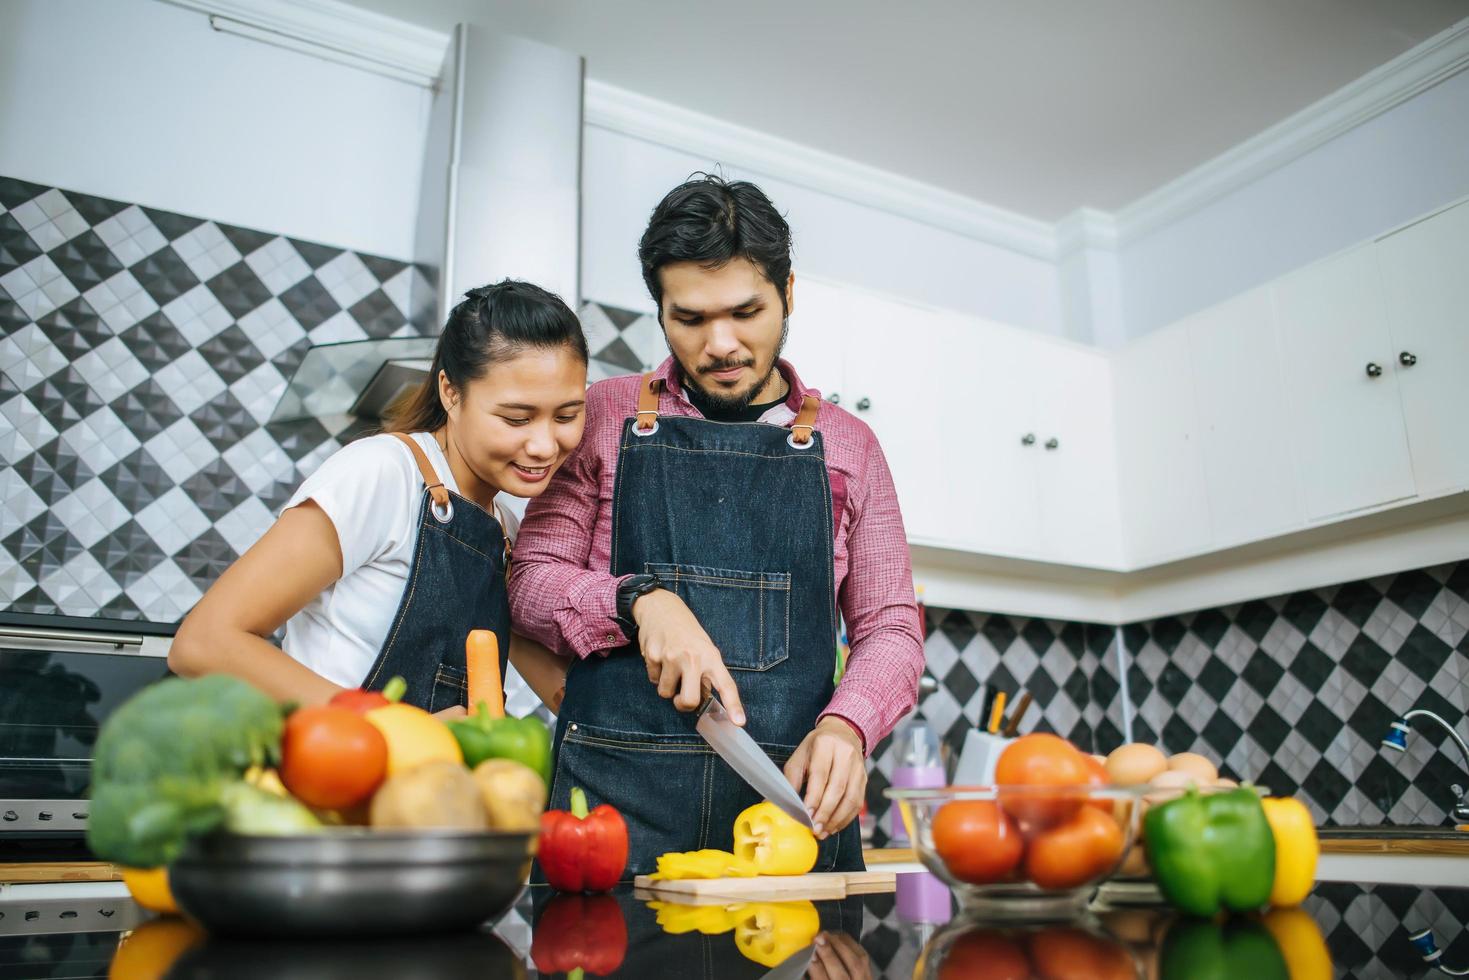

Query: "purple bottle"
(888, 716), (952, 923)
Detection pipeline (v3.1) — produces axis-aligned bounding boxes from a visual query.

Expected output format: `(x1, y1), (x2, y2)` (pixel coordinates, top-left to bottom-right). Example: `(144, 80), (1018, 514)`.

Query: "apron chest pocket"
(645, 563), (790, 672)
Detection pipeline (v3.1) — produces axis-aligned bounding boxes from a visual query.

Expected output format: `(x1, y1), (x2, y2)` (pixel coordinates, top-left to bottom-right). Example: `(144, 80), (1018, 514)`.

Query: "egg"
(1143, 768), (1197, 804)
(1215, 777), (1238, 788)
(1105, 743), (1169, 786)
(1167, 752), (1219, 784)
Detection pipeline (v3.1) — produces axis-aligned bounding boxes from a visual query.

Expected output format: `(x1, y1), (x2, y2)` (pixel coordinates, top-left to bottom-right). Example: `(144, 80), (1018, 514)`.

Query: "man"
(509, 175), (924, 874)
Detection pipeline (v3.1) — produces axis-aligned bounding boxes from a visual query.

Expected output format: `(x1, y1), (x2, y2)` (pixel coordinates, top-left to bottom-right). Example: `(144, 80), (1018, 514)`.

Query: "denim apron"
(547, 374), (864, 876)
(358, 432), (511, 713)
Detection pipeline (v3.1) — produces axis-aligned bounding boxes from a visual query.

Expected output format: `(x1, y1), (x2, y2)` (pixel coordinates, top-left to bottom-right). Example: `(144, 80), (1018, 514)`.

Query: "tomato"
(938, 928), (1032, 980)
(1027, 927), (1134, 980)
(280, 705), (389, 809)
(931, 801), (1024, 885)
(1080, 753), (1113, 813)
(328, 688), (391, 714)
(1023, 806), (1125, 890)
(995, 734), (1090, 829)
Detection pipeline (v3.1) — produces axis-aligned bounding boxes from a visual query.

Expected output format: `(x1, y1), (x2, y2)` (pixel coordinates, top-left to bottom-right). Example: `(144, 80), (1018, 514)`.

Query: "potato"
(370, 760), (489, 830)
(472, 759), (546, 831)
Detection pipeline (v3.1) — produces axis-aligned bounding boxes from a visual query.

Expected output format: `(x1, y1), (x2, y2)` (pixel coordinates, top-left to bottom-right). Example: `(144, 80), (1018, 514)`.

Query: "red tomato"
(1023, 806), (1125, 890)
(328, 688), (390, 714)
(995, 734), (1090, 829)
(931, 801), (1024, 885)
(1080, 753), (1113, 813)
(938, 928), (1032, 980)
(1027, 927), (1134, 980)
(280, 705), (389, 809)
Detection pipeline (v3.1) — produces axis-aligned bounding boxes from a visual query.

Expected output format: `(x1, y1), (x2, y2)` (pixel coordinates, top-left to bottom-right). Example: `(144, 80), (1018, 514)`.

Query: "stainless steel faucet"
(1383, 709), (1469, 823)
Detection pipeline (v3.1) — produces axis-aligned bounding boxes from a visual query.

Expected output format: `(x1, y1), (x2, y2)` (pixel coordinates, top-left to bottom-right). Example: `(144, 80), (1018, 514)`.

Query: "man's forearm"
(508, 558), (629, 658)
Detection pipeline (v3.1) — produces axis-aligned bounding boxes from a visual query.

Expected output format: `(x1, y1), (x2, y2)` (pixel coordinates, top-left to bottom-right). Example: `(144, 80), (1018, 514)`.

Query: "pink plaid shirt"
(508, 356), (924, 754)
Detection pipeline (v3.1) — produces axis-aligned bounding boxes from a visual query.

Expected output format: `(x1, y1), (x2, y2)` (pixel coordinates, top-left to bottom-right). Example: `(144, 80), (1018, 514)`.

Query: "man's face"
(658, 258), (792, 411)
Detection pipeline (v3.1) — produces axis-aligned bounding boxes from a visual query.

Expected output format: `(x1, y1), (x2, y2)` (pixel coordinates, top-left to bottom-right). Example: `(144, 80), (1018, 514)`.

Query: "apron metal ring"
(787, 426), (815, 449)
(430, 498), (455, 523)
(633, 413), (660, 437)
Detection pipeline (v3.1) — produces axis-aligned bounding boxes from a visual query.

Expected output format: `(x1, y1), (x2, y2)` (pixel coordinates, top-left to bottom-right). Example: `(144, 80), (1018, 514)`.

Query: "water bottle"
(889, 715), (943, 844)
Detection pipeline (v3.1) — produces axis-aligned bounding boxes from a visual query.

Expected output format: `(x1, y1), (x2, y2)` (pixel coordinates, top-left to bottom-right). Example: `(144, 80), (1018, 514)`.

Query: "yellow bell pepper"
(733, 801), (818, 875)
(647, 901), (745, 935)
(733, 901), (822, 967)
(649, 849), (758, 881)
(1261, 907), (1333, 980)
(1260, 797), (1319, 907)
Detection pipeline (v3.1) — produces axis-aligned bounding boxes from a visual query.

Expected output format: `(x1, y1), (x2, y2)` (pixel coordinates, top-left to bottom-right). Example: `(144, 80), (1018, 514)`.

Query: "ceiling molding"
(159, 0), (448, 86)
(583, 79), (1058, 260)
(154, 1), (1468, 261)
(1113, 16), (1469, 246)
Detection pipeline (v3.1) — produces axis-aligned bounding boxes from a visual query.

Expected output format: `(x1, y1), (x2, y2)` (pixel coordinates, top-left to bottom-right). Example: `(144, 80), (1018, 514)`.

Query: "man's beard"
(672, 318), (789, 413)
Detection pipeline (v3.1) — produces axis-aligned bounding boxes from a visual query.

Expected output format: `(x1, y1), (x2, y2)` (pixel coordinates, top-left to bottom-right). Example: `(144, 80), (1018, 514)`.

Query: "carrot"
(465, 630), (504, 718)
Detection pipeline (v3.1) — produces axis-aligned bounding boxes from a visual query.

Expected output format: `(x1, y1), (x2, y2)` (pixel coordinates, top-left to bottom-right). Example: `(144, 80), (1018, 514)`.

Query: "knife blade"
(697, 696), (815, 831)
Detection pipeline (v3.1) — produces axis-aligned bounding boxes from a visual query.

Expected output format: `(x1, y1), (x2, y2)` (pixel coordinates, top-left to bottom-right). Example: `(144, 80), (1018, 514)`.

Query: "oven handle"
(0, 625), (144, 648)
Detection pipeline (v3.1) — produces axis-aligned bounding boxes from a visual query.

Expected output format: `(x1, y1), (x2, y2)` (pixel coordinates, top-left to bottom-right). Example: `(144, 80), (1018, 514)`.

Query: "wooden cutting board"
(633, 870), (895, 903)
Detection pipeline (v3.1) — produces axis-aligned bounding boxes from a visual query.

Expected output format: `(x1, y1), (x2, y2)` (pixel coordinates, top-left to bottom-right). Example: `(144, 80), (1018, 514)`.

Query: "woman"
(170, 280), (585, 715)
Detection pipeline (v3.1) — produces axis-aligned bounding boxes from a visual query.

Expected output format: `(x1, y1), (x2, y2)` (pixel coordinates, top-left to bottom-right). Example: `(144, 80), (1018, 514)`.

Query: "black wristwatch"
(615, 574), (662, 635)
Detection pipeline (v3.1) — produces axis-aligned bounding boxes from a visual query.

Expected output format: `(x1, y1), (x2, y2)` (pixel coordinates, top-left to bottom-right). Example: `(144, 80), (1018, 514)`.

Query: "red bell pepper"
(531, 893), (628, 978)
(539, 787), (628, 892)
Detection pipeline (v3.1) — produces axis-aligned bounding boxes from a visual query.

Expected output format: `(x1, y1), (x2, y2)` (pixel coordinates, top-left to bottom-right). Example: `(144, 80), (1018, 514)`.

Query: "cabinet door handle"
(1365, 362), (1383, 378)
(1044, 438), (1059, 450)
(856, 397), (872, 412)
(1021, 433), (1036, 446)
(826, 393), (841, 405)
(1399, 351), (1417, 367)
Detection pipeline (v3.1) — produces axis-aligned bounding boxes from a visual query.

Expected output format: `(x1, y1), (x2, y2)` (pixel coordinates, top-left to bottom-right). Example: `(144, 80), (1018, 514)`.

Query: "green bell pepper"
(446, 704), (552, 785)
(1160, 918), (1288, 980)
(1143, 787), (1275, 917)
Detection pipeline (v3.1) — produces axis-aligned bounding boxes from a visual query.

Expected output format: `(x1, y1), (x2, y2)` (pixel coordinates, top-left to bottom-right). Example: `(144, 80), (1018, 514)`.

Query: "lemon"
(364, 703), (463, 775)
(109, 917), (203, 979)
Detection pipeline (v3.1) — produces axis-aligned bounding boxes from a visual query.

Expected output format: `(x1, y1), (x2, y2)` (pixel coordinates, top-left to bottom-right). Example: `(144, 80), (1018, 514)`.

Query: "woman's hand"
(783, 716), (866, 839)
(631, 590), (746, 724)
(433, 705), (468, 720)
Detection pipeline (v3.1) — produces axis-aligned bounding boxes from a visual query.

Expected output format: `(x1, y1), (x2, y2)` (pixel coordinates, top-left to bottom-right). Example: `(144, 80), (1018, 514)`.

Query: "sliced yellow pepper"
(649, 848), (758, 881)
(646, 901), (744, 935)
(733, 901), (821, 967)
(732, 801), (818, 876)
(1260, 797), (1319, 907)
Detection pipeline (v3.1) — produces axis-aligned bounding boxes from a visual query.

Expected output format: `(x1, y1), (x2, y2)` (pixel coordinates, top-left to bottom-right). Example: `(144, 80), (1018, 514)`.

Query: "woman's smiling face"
(440, 343), (587, 499)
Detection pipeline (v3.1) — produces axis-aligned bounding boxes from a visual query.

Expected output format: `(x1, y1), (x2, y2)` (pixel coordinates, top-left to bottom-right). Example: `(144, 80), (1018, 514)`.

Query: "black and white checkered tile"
(1305, 882), (1469, 979)
(864, 609), (1127, 847)
(1125, 561), (1469, 826)
(0, 176), (657, 627)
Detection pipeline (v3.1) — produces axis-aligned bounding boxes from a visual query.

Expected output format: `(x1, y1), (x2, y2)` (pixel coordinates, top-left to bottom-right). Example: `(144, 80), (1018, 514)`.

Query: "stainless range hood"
(271, 25), (584, 424)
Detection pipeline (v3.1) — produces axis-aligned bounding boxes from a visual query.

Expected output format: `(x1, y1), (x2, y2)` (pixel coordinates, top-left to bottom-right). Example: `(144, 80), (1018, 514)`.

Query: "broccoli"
(87, 675), (299, 867)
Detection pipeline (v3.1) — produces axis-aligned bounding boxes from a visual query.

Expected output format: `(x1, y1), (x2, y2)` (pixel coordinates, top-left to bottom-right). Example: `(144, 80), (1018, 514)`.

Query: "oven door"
(0, 615), (173, 854)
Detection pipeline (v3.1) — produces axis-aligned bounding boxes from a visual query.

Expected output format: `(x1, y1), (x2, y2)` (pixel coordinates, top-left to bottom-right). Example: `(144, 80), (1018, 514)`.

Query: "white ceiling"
(343, 0), (1469, 221)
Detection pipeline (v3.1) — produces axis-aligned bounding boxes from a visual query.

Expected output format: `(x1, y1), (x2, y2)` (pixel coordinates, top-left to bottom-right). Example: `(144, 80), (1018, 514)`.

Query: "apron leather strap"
(789, 395), (820, 445)
(389, 432), (450, 509)
(636, 372), (662, 431)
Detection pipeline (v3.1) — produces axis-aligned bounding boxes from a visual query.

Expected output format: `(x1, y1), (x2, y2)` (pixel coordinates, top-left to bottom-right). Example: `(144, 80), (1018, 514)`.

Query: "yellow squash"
(1260, 796), (1319, 907)
(733, 801), (818, 876)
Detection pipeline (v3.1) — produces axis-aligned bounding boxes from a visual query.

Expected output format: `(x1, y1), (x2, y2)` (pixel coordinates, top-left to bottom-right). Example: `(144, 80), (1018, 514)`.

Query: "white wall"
(0, 0), (430, 259)
(1119, 67), (1469, 338)
(580, 124), (1064, 332)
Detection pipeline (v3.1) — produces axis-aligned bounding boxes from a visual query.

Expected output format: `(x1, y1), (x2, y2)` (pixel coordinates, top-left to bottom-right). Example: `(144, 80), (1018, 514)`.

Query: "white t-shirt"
(280, 431), (521, 692)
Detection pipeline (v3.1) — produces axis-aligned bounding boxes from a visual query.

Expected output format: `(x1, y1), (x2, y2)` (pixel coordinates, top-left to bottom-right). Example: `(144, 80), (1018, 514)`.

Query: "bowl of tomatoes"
(921, 916), (1139, 980)
(887, 733), (1146, 918)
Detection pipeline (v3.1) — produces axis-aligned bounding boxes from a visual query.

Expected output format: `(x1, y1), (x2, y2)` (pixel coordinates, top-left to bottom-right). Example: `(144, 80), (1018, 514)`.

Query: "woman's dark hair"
(384, 279), (588, 433)
(638, 174), (793, 318)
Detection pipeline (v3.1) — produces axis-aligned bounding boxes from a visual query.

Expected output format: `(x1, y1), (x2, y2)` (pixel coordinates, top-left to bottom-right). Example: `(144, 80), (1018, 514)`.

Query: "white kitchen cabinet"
(785, 276), (849, 397)
(1376, 200), (1469, 498)
(1274, 245), (1416, 521)
(1185, 286), (1305, 547)
(1028, 341), (1122, 566)
(1114, 326), (1212, 564)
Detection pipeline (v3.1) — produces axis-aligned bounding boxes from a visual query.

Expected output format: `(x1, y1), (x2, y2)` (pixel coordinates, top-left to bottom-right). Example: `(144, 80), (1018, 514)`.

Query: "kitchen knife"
(697, 696), (815, 831)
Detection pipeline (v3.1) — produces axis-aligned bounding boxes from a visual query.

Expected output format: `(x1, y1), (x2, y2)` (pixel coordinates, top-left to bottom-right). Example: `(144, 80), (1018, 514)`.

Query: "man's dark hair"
(638, 174), (793, 318)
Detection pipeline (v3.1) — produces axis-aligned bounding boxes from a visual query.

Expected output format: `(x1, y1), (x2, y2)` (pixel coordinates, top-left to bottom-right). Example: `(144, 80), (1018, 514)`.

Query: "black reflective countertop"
(4, 877), (1467, 979)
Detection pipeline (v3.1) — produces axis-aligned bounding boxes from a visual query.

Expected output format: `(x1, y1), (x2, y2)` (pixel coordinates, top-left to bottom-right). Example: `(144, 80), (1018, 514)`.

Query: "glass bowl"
(886, 784), (1148, 919)
(919, 913), (1142, 979)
